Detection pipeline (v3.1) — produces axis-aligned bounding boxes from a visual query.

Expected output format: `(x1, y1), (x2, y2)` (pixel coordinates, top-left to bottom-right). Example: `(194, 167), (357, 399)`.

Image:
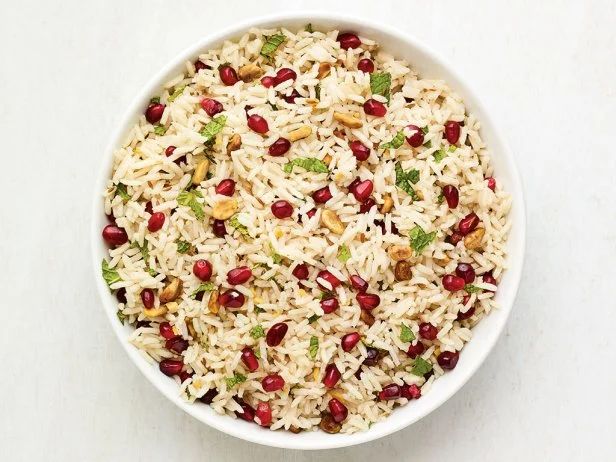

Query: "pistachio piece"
(143, 306), (167, 318)
(192, 158), (209, 185)
(312, 367), (320, 382)
(321, 209), (345, 234)
(394, 261), (412, 281)
(323, 153), (333, 166)
(238, 63), (264, 82)
(208, 290), (220, 314)
(211, 198), (238, 220)
(333, 112), (363, 129)
(165, 301), (179, 314)
(380, 194), (394, 214)
(464, 227), (485, 250)
(287, 125), (312, 142)
(388, 245), (413, 261)
(227, 134), (242, 154)
(159, 277), (183, 303)
(317, 62), (331, 79)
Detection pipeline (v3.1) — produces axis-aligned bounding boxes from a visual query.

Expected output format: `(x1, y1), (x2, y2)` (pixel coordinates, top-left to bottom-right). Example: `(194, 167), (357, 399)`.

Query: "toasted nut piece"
(394, 261), (412, 281)
(356, 233), (366, 243)
(321, 209), (345, 234)
(211, 198), (238, 220)
(313, 367), (320, 382)
(159, 278), (183, 304)
(319, 413), (342, 434)
(317, 62), (332, 79)
(380, 195), (394, 214)
(287, 125), (312, 142)
(227, 134), (242, 154)
(333, 128), (346, 139)
(208, 290), (219, 314)
(289, 425), (302, 434)
(305, 98), (319, 109)
(434, 255), (451, 266)
(464, 227), (485, 250)
(165, 302), (179, 314)
(360, 309), (375, 326)
(415, 190), (424, 200)
(143, 306), (167, 318)
(323, 154), (333, 165)
(333, 112), (363, 129)
(328, 390), (346, 404)
(238, 63), (264, 82)
(388, 245), (413, 261)
(192, 158), (210, 185)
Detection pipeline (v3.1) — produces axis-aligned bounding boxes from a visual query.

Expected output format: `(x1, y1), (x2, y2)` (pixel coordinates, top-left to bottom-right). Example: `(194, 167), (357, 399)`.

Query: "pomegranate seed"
(219, 65), (239, 86)
(164, 145), (185, 164)
(200, 98), (224, 117)
(147, 212), (165, 232)
(405, 124), (424, 147)
(328, 398), (348, 423)
(116, 288), (127, 304)
(356, 293), (380, 310)
(443, 274), (466, 292)
(227, 266), (252, 285)
(193, 259), (212, 281)
(215, 179), (236, 196)
(359, 198), (376, 213)
(402, 383), (421, 400)
(444, 120), (461, 144)
(282, 89), (300, 103)
(482, 272), (497, 291)
(145, 103), (165, 124)
(262, 374), (285, 392)
(247, 114), (269, 134)
(106, 213), (116, 224)
(455, 263), (476, 283)
(241, 346), (259, 372)
(437, 350), (460, 370)
(140, 289), (155, 308)
(199, 388), (218, 404)
(349, 275), (368, 293)
(292, 263), (309, 280)
(266, 322), (288, 347)
(363, 98), (387, 117)
(348, 177), (360, 193)
(271, 200), (294, 219)
(363, 347), (385, 366)
(337, 32), (361, 49)
(442, 185), (459, 209)
(418, 322), (438, 340)
(255, 402), (272, 426)
(406, 341), (425, 358)
(457, 304), (476, 321)
(306, 208), (317, 219)
(322, 363), (341, 388)
(458, 212), (480, 235)
(274, 67), (297, 85)
(159, 358), (183, 376)
(179, 370), (194, 383)
(218, 289), (245, 308)
(268, 137), (291, 156)
(352, 179), (373, 202)
(349, 140), (370, 161)
(212, 219), (227, 237)
(486, 177), (496, 191)
(312, 186), (332, 204)
(374, 219), (399, 235)
(261, 76), (276, 88)
(159, 322), (175, 340)
(357, 58), (375, 73)
(234, 397), (255, 421)
(166, 335), (189, 354)
(378, 383), (401, 401)
(194, 60), (208, 72)
(145, 201), (153, 215)
(316, 270), (341, 290)
(320, 297), (339, 314)
(341, 332), (361, 352)
(102, 225), (128, 246)
(447, 231), (464, 245)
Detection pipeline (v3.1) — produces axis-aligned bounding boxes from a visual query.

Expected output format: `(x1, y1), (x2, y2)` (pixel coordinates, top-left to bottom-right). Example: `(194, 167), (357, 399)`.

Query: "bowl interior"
(91, 12), (525, 450)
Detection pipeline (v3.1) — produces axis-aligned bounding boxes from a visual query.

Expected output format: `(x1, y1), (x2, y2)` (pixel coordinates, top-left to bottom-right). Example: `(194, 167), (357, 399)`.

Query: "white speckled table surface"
(1, 0), (615, 460)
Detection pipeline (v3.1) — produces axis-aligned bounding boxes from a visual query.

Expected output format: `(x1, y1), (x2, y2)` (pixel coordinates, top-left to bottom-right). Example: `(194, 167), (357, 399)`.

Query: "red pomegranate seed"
(159, 322), (175, 340)
(116, 288), (127, 304)
(316, 270), (341, 290)
(144, 201), (153, 215)
(266, 322), (288, 347)
(219, 65), (239, 86)
(159, 358), (183, 376)
(378, 383), (401, 401)
(292, 263), (309, 280)
(166, 335), (189, 354)
(199, 388), (217, 404)
(179, 370), (194, 383)
(444, 120), (461, 144)
(363, 98), (387, 117)
(145, 103), (165, 123)
(405, 124), (424, 147)
(215, 179), (236, 196)
(482, 272), (497, 291)
(312, 186), (332, 204)
(363, 347), (385, 366)
(349, 140), (370, 161)
(262, 374), (285, 392)
(164, 145), (176, 157)
(458, 212), (480, 235)
(328, 398), (348, 423)
(218, 289), (245, 308)
(352, 179), (373, 202)
(337, 32), (361, 49)
(274, 67), (297, 85)
(282, 89), (300, 103)
(227, 266), (252, 285)
(234, 398), (255, 421)
(402, 383), (421, 400)
(443, 274), (466, 291)
(102, 225), (128, 246)
(437, 350), (460, 370)
(359, 198), (376, 213)
(255, 402), (272, 426)
(261, 76), (276, 88)
(349, 275), (368, 293)
(357, 58), (375, 73)
(247, 114), (269, 133)
(356, 293), (380, 310)
(194, 60), (209, 72)
(442, 185), (459, 209)
(200, 98), (224, 117)
(241, 346), (259, 372)
(106, 213), (116, 224)
(147, 212), (165, 232)
(140, 289), (155, 308)
(457, 303), (476, 321)
(455, 263), (475, 283)
(321, 297), (339, 314)
(306, 208), (317, 219)
(322, 363), (341, 388)
(268, 137), (291, 156)
(193, 259), (212, 281)
(212, 219), (227, 237)
(406, 341), (425, 358)
(341, 332), (361, 352)
(486, 177), (496, 191)
(419, 322), (438, 340)
(374, 219), (399, 235)
(271, 200), (294, 219)
(447, 231), (464, 245)
(348, 177), (360, 193)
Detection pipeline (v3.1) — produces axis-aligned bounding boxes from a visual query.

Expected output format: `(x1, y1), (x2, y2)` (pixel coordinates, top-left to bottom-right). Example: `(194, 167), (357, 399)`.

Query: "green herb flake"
(115, 183), (130, 202)
(250, 325), (265, 339)
(271, 251), (283, 265)
(147, 268), (157, 277)
(116, 309), (127, 324)
(268, 102), (278, 111)
(424, 140), (432, 148)
(175, 239), (192, 254)
(199, 115), (226, 145)
(464, 284), (482, 294)
(308, 314), (320, 324)
(421, 126), (429, 134)
(305, 23), (314, 33)
(225, 372), (247, 389)
(337, 244), (351, 263)
(254, 349), (262, 359)
(101, 259), (121, 288)
(315, 83), (321, 100)
(283, 157), (329, 174)
(150, 96), (160, 104)
(411, 357), (433, 376)
(395, 162), (420, 199)
(400, 323), (415, 343)
(260, 33), (286, 60)
(177, 190), (205, 220)
(448, 145), (457, 152)
(433, 149), (447, 163)
(380, 130), (405, 150)
(254, 305), (265, 314)
(228, 215), (249, 236)
(370, 72), (392, 103)
(153, 124), (167, 136)
(168, 85), (186, 102)
(308, 336), (319, 360)
(437, 192), (444, 204)
(409, 225), (437, 255)
(190, 282), (215, 299)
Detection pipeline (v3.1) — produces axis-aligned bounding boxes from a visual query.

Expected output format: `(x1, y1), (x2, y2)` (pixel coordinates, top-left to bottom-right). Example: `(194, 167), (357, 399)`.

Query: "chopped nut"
(333, 112), (363, 129)
(434, 255), (451, 266)
(289, 425), (302, 434)
(356, 233), (366, 243)
(388, 245), (413, 261)
(328, 390), (346, 404)
(333, 128), (346, 139)
(360, 309), (375, 326)
(165, 302), (179, 314)
(305, 98), (319, 109)
(380, 194), (394, 214)
(143, 306), (167, 318)
(323, 154), (333, 165)
(192, 158), (209, 185)
(238, 63), (264, 82)
(226, 134), (242, 154)
(159, 277), (183, 303)
(287, 125), (312, 142)
(274, 227), (283, 238)
(394, 261), (412, 281)
(317, 62), (331, 79)
(319, 413), (342, 434)
(464, 227), (485, 250)
(208, 290), (219, 314)
(313, 367), (320, 382)
(415, 190), (424, 200)
(321, 209), (345, 234)
(211, 198), (238, 220)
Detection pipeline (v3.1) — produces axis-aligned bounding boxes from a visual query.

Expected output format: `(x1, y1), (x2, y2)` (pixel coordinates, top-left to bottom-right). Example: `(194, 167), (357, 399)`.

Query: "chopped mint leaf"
(400, 323), (415, 343)
(421, 126), (429, 134)
(424, 140), (432, 148)
(177, 190), (205, 220)
(150, 96), (160, 103)
(380, 130), (405, 150)
(337, 244), (351, 263)
(147, 268), (157, 277)
(175, 239), (192, 254)
(283, 157), (329, 174)
(437, 192), (444, 204)
(395, 162), (420, 199)
(409, 225), (436, 255)
(115, 183), (130, 202)
(228, 215), (249, 236)
(199, 115), (226, 145)
(370, 72), (391, 103)
(270, 247), (283, 264)
(305, 23), (314, 33)
(308, 314), (320, 324)
(448, 145), (457, 152)
(153, 124), (167, 135)
(260, 33), (286, 60)
(433, 149), (447, 163)
(254, 305), (265, 314)
(464, 284), (482, 294)
(168, 85), (186, 102)
(250, 325), (265, 339)
(411, 357), (433, 376)
(101, 259), (121, 288)
(268, 102), (278, 111)
(116, 309), (127, 324)
(309, 336), (319, 360)
(225, 372), (247, 389)
(190, 282), (215, 299)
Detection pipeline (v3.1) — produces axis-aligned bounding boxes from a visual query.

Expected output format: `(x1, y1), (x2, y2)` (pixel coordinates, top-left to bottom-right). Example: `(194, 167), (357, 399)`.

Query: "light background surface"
(1, 0), (615, 460)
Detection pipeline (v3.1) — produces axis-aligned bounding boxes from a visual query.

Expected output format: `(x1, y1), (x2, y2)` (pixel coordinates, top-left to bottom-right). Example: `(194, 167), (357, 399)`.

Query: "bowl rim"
(91, 10), (526, 450)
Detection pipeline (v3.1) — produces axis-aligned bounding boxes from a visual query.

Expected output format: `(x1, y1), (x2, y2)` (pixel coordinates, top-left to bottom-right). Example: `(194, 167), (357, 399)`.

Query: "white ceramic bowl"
(91, 11), (526, 450)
